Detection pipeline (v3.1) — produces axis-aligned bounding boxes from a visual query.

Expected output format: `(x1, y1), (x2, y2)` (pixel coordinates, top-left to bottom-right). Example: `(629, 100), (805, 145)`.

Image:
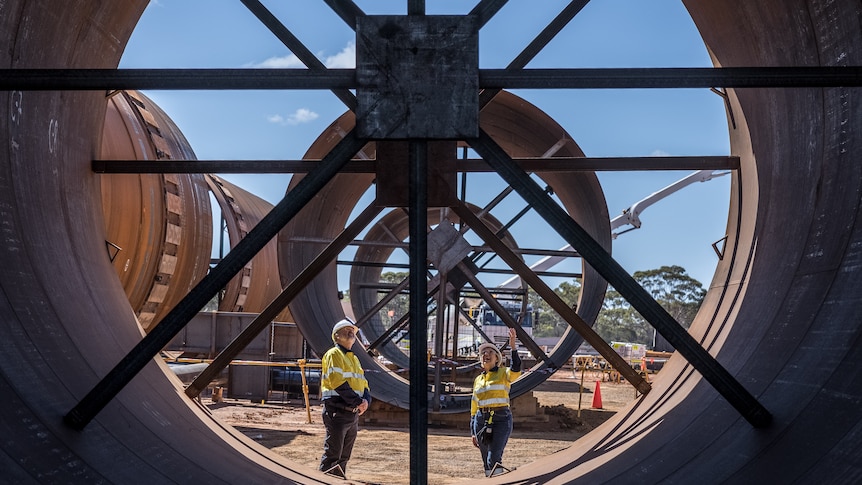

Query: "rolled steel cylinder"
(281, 90), (611, 410)
(101, 90), (292, 334)
(207, 174), (293, 323)
(0, 1), (861, 482)
(347, 202), (520, 372)
(100, 90), (212, 331)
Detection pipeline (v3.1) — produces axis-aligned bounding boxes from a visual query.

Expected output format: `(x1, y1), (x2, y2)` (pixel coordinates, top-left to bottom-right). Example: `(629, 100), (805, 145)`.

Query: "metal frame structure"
(61, 0), (861, 470)
(62, 1), (813, 426)
(3, 1), (862, 483)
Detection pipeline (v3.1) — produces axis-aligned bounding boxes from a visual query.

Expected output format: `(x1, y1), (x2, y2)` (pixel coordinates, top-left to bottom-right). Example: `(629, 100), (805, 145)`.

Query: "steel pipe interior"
(281, 91), (610, 410)
(0, 1), (861, 482)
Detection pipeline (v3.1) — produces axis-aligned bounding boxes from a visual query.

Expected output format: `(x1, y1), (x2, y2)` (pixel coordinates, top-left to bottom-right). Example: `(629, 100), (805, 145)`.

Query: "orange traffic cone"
(592, 380), (603, 409)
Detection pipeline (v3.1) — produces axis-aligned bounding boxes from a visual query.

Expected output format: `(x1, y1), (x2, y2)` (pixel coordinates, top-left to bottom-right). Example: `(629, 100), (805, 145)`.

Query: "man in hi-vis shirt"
(319, 319), (371, 478)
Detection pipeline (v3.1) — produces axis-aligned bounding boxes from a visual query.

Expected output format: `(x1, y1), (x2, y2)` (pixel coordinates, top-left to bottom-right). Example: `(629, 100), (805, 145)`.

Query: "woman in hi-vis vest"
(470, 327), (521, 477)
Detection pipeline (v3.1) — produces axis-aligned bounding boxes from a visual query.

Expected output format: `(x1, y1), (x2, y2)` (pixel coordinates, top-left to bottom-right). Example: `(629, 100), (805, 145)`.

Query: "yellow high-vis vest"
(471, 366), (521, 416)
(321, 346), (369, 400)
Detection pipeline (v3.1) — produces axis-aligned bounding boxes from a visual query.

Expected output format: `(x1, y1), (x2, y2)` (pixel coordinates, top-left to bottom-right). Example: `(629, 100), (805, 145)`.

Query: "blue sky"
(121, 1), (731, 292)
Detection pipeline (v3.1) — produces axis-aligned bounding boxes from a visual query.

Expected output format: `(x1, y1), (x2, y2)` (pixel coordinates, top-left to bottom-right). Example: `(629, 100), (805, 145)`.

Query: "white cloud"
(247, 41), (354, 69)
(287, 108), (319, 125)
(249, 54), (305, 69)
(650, 149), (671, 157)
(324, 42), (355, 68)
(267, 109), (319, 126)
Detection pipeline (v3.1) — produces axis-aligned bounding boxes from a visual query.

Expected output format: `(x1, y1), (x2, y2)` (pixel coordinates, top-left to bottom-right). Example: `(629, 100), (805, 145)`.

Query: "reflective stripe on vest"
(470, 366), (521, 415)
(320, 346), (368, 399)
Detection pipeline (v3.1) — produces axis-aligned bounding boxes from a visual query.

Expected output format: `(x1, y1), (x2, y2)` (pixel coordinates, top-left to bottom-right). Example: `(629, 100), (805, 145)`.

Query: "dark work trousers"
(319, 403), (359, 477)
(472, 407), (513, 476)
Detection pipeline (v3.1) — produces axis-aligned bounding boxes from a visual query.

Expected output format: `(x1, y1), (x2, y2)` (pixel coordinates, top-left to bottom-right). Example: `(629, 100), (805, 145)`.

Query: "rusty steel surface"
(101, 90), (213, 331)
(207, 174), (293, 323)
(103, 90), (292, 336)
(0, 2), (330, 483)
(1, 1), (862, 483)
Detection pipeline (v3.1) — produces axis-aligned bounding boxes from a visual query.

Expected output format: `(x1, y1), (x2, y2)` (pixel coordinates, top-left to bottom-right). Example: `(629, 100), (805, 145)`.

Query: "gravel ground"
(208, 371), (645, 484)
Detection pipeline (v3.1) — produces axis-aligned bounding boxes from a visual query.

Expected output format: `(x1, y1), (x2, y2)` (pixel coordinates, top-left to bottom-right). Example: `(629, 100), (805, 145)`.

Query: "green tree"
(593, 289), (651, 344)
(593, 265), (706, 347)
(633, 265), (706, 328)
(379, 271), (409, 328)
(529, 280), (581, 338)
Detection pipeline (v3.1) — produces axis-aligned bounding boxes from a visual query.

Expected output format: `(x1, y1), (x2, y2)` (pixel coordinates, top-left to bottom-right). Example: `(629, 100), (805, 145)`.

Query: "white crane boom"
(498, 169), (729, 289)
(610, 169), (728, 237)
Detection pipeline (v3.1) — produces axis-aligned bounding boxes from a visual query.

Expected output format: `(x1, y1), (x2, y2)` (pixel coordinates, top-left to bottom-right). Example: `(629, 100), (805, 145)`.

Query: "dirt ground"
(207, 370), (643, 484)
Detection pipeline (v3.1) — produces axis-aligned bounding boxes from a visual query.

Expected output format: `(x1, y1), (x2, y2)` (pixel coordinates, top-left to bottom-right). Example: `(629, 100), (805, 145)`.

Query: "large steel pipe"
(348, 203), (519, 372)
(0, 1), (861, 482)
(101, 90), (293, 333)
(101, 90), (213, 332)
(280, 91), (611, 409)
(207, 174), (293, 323)
(505, 2), (862, 483)
(0, 2), (324, 482)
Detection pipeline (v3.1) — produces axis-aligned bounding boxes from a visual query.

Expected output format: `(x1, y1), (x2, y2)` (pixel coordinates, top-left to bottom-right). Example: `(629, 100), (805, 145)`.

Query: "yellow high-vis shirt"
(321, 346), (369, 401)
(471, 365), (521, 416)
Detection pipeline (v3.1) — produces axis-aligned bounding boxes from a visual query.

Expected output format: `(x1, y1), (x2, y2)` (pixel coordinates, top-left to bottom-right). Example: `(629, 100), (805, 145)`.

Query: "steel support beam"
(408, 0), (425, 15)
(353, 276), (410, 329)
(185, 200), (383, 398)
(63, 130), (367, 430)
(455, 260), (548, 363)
(346, 264), (581, 282)
(93, 159), (375, 174)
(366, 312), (411, 354)
(480, 0), (589, 107)
(479, 66), (862, 88)
(322, 0), (365, 29)
(457, 155), (740, 172)
(451, 201), (649, 392)
(432, 270), (445, 412)
(364, 280), (441, 354)
(0, 68), (356, 90)
(279, 237), (579, 258)
(456, 306), (495, 345)
(469, 129), (772, 428)
(408, 141), (428, 485)
(4, 67), (862, 91)
(240, 0), (357, 110)
(92, 156), (738, 174)
(470, 0), (509, 29)
(508, 0), (589, 71)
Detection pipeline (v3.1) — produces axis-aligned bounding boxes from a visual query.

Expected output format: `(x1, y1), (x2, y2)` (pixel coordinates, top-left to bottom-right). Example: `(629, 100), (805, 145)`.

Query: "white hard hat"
(477, 342), (503, 365)
(332, 319), (358, 343)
